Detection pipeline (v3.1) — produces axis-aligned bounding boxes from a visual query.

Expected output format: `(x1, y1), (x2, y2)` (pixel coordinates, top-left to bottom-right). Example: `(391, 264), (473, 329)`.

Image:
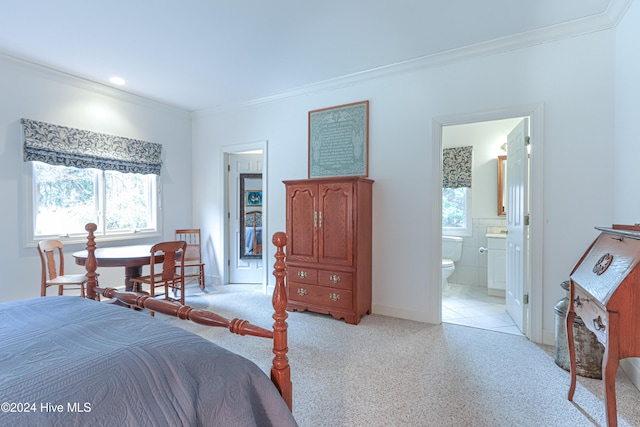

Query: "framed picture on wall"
(308, 100), (369, 178)
(246, 190), (262, 206)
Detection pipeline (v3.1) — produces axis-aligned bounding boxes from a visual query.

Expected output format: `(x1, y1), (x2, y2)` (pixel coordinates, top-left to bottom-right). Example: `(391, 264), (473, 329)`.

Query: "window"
(30, 161), (158, 242)
(442, 145), (473, 236)
(442, 187), (471, 236)
(21, 118), (163, 245)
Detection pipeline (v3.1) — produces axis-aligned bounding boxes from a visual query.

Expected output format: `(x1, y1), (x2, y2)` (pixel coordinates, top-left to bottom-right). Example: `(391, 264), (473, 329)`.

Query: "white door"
(229, 153), (263, 284)
(505, 118), (529, 333)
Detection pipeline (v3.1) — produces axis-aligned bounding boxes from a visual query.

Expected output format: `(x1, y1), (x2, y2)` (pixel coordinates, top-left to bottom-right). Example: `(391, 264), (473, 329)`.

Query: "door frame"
(433, 103), (544, 343)
(221, 140), (269, 293)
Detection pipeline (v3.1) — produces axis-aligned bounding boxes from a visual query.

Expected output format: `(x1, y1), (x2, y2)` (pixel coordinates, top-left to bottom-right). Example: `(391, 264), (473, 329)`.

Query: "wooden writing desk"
(567, 226), (640, 427)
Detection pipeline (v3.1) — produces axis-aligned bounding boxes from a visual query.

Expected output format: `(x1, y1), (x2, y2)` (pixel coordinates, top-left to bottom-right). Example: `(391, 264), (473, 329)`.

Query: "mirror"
(240, 173), (263, 259)
(497, 155), (506, 216)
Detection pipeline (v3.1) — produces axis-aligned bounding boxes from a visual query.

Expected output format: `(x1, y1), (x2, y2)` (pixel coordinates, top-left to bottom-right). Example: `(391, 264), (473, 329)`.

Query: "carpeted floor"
(158, 284), (640, 427)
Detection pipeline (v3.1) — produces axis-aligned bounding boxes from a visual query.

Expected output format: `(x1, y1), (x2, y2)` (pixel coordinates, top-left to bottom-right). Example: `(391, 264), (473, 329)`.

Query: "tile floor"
(442, 283), (522, 336)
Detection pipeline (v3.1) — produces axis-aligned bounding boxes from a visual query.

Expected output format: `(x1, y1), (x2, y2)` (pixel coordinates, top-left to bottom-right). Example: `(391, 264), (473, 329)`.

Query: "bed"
(0, 224), (295, 426)
(245, 226), (263, 255)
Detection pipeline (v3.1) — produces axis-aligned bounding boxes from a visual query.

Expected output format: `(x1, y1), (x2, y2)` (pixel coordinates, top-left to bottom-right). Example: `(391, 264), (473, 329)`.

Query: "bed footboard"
(82, 223), (292, 411)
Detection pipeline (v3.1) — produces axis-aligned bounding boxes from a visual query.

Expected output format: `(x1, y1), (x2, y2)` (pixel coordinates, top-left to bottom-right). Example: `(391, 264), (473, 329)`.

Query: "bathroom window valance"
(443, 146), (472, 189)
(21, 118), (162, 175)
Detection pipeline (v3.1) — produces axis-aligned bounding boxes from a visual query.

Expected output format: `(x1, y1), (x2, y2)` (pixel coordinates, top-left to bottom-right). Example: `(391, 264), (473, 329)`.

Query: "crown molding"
(195, 0), (632, 118)
(5, 1), (628, 120)
(606, 0), (634, 25)
(0, 51), (192, 118)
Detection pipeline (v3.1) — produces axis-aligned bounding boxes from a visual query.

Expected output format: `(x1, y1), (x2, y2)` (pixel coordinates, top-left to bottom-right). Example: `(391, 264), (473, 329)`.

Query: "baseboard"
(542, 328), (556, 346)
(372, 303), (437, 324)
(372, 302), (558, 346)
(621, 359), (640, 392)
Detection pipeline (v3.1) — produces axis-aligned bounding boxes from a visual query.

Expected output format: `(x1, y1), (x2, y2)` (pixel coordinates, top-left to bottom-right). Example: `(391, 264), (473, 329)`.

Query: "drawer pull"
(593, 316), (606, 331)
(297, 288), (307, 296)
(329, 293), (340, 302)
(297, 271), (308, 279)
(329, 274), (341, 283)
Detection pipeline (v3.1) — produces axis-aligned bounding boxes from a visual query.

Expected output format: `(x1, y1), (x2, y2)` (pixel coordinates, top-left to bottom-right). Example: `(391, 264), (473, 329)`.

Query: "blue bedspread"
(0, 296), (297, 427)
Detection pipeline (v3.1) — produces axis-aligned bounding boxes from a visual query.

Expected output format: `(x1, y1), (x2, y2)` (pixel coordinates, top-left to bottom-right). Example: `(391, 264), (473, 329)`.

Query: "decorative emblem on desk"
(593, 253), (613, 275)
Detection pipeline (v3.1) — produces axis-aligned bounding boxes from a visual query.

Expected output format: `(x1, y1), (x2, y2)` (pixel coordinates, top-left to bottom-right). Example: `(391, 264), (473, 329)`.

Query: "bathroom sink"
(486, 226), (507, 238)
(486, 233), (507, 239)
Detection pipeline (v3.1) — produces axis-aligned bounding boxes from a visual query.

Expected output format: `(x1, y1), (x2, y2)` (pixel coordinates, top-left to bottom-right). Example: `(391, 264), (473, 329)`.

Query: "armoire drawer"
(318, 270), (353, 290)
(288, 282), (353, 310)
(287, 266), (318, 285)
(573, 286), (608, 345)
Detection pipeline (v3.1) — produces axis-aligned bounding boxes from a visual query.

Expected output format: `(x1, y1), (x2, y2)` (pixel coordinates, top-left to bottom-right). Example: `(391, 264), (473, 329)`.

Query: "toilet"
(442, 236), (463, 291)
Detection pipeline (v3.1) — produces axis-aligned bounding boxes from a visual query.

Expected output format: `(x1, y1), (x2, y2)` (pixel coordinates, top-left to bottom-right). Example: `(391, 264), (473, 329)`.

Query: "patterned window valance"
(21, 118), (162, 175)
(443, 146), (473, 188)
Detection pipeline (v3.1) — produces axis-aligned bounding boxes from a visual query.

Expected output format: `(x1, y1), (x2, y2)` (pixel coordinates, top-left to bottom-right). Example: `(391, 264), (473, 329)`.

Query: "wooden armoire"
(283, 176), (373, 324)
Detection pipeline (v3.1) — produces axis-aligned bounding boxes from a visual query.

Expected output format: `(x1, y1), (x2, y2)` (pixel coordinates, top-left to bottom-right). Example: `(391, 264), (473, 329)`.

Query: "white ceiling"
(0, 1), (622, 112)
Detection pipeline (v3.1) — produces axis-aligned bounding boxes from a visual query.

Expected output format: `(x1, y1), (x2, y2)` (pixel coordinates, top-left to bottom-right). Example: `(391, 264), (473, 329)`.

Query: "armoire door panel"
(318, 183), (353, 266)
(287, 185), (317, 262)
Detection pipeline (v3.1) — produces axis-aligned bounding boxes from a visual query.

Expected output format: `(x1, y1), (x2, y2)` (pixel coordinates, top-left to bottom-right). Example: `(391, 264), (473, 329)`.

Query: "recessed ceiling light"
(109, 76), (126, 86)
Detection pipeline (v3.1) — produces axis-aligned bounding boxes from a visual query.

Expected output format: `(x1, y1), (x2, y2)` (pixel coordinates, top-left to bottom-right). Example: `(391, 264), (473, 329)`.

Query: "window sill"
(27, 230), (162, 248)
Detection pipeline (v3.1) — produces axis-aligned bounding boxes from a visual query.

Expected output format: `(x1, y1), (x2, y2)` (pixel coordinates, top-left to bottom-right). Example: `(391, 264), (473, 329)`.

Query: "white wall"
(613, 0), (640, 388)
(614, 1), (640, 218)
(0, 55), (193, 303)
(193, 28), (616, 344)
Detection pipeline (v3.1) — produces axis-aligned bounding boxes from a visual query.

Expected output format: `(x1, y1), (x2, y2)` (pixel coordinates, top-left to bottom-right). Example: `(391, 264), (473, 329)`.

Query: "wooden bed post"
(271, 232), (292, 411)
(80, 225), (293, 410)
(84, 223), (99, 300)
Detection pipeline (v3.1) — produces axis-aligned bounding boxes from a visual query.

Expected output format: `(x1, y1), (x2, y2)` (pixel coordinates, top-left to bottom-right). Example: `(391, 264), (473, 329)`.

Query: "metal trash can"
(554, 280), (604, 379)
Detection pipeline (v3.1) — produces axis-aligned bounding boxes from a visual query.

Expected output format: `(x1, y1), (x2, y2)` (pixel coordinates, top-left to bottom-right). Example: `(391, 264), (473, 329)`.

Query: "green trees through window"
(33, 161), (156, 237)
(442, 187), (467, 229)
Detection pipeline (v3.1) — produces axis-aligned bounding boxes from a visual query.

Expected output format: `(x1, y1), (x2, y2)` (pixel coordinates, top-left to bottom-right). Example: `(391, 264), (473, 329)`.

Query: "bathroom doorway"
(439, 114), (534, 337)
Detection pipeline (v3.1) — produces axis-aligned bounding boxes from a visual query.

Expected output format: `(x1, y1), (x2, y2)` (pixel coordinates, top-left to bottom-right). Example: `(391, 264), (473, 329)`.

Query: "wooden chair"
(245, 212), (262, 255)
(175, 229), (205, 289)
(37, 239), (87, 297)
(130, 241), (187, 314)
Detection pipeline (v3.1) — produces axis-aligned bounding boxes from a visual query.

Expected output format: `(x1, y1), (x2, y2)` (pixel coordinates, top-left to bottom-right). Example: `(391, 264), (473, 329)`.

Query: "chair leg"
(149, 282), (155, 317)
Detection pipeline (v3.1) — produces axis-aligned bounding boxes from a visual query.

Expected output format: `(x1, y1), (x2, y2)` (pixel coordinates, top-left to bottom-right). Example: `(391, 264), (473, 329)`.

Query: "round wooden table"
(73, 244), (162, 292)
